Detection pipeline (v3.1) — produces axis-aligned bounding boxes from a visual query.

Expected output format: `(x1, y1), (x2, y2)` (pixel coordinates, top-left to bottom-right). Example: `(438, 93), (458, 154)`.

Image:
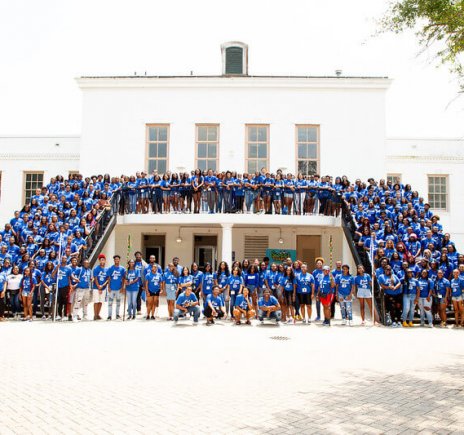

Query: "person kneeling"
(258, 289), (282, 324)
(233, 287), (255, 325)
(173, 286), (200, 323)
(204, 285), (226, 325)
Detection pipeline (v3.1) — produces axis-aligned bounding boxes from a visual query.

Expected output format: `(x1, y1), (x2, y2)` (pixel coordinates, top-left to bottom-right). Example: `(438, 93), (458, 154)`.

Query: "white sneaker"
(428, 323), (434, 328)
(72, 317), (79, 323)
(342, 319), (347, 325)
(55, 316), (61, 321)
(348, 320), (353, 326)
(260, 320), (264, 325)
(392, 322), (397, 328)
(286, 319), (293, 324)
(361, 320), (365, 326)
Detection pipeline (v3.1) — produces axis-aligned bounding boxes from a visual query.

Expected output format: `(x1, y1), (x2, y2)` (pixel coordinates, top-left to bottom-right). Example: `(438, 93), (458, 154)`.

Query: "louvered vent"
(225, 47), (243, 74)
(244, 235), (269, 261)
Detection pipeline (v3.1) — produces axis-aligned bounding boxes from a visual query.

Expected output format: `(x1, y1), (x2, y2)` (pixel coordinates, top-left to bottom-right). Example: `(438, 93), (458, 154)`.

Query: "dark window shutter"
(225, 47), (243, 74)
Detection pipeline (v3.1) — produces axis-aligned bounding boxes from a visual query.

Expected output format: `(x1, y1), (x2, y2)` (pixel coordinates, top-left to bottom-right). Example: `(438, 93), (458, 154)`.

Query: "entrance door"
(145, 245), (165, 269)
(194, 246), (217, 270)
(297, 235), (321, 269)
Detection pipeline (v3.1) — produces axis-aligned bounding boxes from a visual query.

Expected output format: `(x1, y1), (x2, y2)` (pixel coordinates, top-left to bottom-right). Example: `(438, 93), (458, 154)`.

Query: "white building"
(0, 42), (462, 268)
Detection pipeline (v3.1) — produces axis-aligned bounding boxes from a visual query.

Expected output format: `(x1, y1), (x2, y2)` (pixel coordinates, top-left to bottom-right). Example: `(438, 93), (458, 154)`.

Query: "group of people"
(0, 170), (462, 327)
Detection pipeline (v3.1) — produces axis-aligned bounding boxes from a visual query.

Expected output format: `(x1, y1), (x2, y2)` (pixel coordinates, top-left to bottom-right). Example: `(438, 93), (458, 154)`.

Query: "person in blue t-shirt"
(378, 266), (402, 327)
(164, 262), (179, 320)
(174, 286), (200, 323)
(71, 259), (92, 322)
(258, 289), (281, 324)
(92, 254), (108, 321)
(226, 267), (244, 317)
(233, 286), (255, 325)
(200, 263), (215, 304)
(335, 265), (354, 325)
(105, 255), (126, 320)
(19, 267), (36, 321)
(354, 265), (379, 325)
(144, 263), (164, 320)
(450, 269), (464, 327)
(124, 259), (141, 320)
(52, 256), (72, 321)
(316, 266), (336, 326)
(401, 269), (420, 327)
(434, 269), (450, 328)
(417, 269), (434, 327)
(204, 285), (226, 324)
(294, 263), (315, 324)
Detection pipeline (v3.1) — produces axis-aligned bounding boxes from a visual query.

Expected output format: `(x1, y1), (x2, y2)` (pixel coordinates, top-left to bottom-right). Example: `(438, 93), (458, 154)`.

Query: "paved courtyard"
(1, 300), (464, 434)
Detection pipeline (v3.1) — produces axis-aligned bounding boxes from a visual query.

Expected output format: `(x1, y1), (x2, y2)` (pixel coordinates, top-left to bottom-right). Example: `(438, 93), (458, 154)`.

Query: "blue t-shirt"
(450, 278), (463, 298)
(295, 272), (315, 294)
(76, 267), (92, 289)
(164, 270), (178, 285)
(57, 265), (72, 288)
(234, 294), (252, 309)
(93, 265), (108, 289)
(227, 275), (244, 295)
(378, 274), (401, 295)
(20, 276), (36, 294)
(176, 291), (198, 307)
(417, 277), (432, 298)
(279, 275), (294, 292)
(206, 294), (224, 308)
(201, 272), (214, 296)
(434, 278), (450, 298)
(316, 275), (334, 295)
(258, 295), (279, 307)
(146, 271), (164, 293)
(214, 271), (229, 288)
(125, 269), (141, 292)
(403, 278), (419, 296)
(354, 274), (372, 290)
(106, 265), (126, 291)
(336, 274), (354, 297)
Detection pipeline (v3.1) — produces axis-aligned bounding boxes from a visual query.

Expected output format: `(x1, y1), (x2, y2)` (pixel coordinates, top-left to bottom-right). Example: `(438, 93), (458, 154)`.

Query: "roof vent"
(221, 41), (248, 76)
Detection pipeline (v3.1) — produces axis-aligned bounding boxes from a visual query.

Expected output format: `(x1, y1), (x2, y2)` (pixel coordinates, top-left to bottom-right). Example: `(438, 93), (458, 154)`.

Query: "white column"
(221, 223), (233, 266)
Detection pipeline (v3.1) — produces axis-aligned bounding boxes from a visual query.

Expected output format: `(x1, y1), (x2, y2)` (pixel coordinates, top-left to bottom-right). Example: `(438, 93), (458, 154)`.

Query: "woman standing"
(164, 263), (179, 320)
(354, 265), (379, 325)
(335, 265), (354, 326)
(125, 260), (140, 320)
(6, 265), (22, 319)
(434, 269), (451, 328)
(450, 269), (464, 327)
(226, 266), (244, 317)
(378, 266), (402, 327)
(272, 173), (284, 214)
(201, 263), (215, 305)
(279, 266), (295, 324)
(160, 174), (171, 213)
(191, 169), (204, 214)
(144, 264), (164, 320)
(417, 269), (434, 327)
(40, 261), (55, 320)
(191, 263), (203, 302)
(401, 269), (419, 327)
(19, 267), (35, 321)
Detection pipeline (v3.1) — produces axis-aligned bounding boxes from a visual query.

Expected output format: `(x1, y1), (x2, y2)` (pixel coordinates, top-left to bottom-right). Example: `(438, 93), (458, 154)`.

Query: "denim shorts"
(452, 295), (463, 302)
(165, 284), (177, 301)
(357, 288), (372, 298)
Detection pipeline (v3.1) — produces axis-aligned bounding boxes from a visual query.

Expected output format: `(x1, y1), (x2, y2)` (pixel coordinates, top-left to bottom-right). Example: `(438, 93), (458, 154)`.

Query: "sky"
(0, 0), (463, 138)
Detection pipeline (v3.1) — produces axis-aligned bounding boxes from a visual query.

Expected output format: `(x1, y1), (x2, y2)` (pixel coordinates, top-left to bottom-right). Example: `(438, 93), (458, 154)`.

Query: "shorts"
(93, 289), (107, 303)
(148, 291), (160, 297)
(262, 190), (271, 198)
(274, 287), (283, 299)
(284, 192), (294, 199)
(272, 192), (282, 201)
(452, 295), (463, 302)
(165, 284), (177, 301)
(435, 295), (448, 305)
(284, 291), (294, 305)
(357, 288), (372, 298)
(139, 191), (149, 199)
(163, 191), (170, 199)
(320, 294), (334, 307)
(297, 293), (312, 305)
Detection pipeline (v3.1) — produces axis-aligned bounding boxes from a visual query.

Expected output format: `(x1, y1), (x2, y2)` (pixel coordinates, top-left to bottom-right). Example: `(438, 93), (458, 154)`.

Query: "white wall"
(386, 138), (464, 249)
(0, 136), (80, 224)
(78, 77), (389, 180)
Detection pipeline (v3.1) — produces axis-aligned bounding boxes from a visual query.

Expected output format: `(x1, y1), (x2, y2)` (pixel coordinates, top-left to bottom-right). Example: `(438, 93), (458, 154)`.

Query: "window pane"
(197, 159), (207, 171)
(248, 127), (257, 142)
(257, 143), (267, 158)
(248, 143), (257, 158)
(257, 127), (267, 141)
(207, 127), (217, 141)
(158, 127), (168, 141)
(308, 143), (317, 159)
(248, 160), (258, 174)
(158, 142), (167, 158)
(149, 143), (158, 158)
(157, 159), (167, 174)
(198, 143), (207, 158)
(198, 127), (207, 142)
(298, 144), (308, 159)
(307, 127), (317, 142)
(208, 143), (217, 158)
(258, 160), (267, 171)
(148, 160), (156, 173)
(298, 127), (308, 142)
(149, 127), (157, 141)
(208, 159), (217, 171)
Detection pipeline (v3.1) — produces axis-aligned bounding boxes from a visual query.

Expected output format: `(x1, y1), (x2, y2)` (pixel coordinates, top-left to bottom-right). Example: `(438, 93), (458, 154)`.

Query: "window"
(225, 46), (244, 74)
(146, 124), (169, 174)
(428, 175), (448, 211)
(387, 174), (402, 185)
(0, 172), (2, 203)
(246, 125), (269, 173)
(24, 172), (44, 205)
(196, 125), (219, 171)
(296, 125), (319, 175)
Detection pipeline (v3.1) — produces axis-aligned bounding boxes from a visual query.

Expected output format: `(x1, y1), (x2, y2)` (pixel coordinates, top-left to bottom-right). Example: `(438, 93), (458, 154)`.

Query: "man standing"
(53, 256), (72, 321)
(105, 255), (126, 320)
(173, 286), (200, 323)
(71, 259), (92, 322)
(93, 254), (108, 320)
(258, 288), (282, 324)
(134, 251), (147, 315)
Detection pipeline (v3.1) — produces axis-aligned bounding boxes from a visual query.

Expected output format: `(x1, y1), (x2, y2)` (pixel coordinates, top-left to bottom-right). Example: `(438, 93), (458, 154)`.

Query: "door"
(194, 246), (217, 270)
(145, 245), (165, 269)
(296, 235), (321, 269)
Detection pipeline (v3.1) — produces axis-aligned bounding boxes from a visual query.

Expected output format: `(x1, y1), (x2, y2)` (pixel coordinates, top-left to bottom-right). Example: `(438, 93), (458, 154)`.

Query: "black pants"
(136, 285), (144, 312)
(385, 293), (402, 323)
(152, 191), (162, 213)
(57, 286), (69, 318)
(204, 305), (225, 318)
(0, 294), (5, 317)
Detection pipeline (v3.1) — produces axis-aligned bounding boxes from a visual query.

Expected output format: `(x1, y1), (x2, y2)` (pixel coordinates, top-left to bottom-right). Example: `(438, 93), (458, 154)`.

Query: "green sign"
(265, 249), (297, 263)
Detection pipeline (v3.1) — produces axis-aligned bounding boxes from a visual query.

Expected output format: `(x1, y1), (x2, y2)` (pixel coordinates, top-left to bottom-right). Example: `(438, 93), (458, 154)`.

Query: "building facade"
(0, 43), (462, 267)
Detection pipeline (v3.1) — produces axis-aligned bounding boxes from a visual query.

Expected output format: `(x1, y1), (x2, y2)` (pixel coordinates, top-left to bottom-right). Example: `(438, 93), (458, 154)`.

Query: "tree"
(381, 0), (464, 89)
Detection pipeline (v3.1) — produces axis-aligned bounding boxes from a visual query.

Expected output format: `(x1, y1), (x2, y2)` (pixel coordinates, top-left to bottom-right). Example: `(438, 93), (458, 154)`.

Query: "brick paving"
(1, 300), (463, 434)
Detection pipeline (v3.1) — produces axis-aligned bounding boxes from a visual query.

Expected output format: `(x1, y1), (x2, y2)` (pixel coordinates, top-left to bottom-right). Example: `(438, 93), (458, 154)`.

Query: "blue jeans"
(126, 291), (137, 317)
(174, 305), (201, 321)
(419, 297), (433, 325)
(8, 291), (20, 315)
(108, 290), (121, 318)
(258, 309), (282, 322)
(129, 194), (137, 214)
(216, 192), (223, 213)
(245, 191), (254, 212)
(338, 295), (353, 320)
(402, 293), (416, 322)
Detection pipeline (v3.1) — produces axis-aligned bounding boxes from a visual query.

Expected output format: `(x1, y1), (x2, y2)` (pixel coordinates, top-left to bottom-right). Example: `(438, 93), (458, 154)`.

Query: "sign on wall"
(265, 249), (297, 263)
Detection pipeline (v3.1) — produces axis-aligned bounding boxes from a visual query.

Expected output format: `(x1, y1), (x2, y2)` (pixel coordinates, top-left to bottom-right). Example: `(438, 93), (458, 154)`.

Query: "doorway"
(143, 234), (166, 269)
(194, 235), (217, 270)
(297, 235), (321, 269)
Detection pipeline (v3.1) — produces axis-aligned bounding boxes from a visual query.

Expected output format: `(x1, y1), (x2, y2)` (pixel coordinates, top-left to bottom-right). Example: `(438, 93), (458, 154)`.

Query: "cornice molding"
(0, 153), (80, 160)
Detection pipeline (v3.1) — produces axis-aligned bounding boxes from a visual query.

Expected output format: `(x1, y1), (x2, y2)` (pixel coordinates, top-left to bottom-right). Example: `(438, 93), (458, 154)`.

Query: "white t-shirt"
(7, 273), (23, 290)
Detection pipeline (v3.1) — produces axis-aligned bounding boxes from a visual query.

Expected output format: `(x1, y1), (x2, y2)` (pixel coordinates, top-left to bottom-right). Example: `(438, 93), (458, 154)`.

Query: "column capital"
(221, 223), (234, 229)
